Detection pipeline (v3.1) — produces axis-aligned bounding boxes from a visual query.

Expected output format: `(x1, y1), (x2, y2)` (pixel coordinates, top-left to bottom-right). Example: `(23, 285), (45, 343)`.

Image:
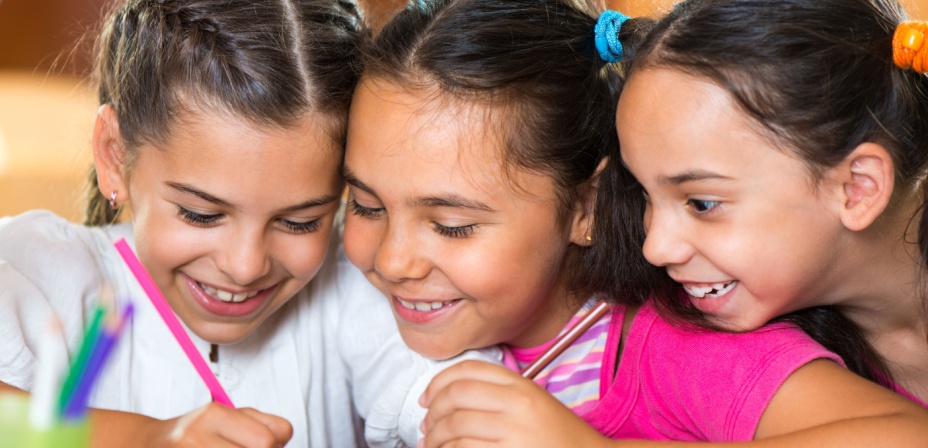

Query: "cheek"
(343, 215), (379, 271)
(276, 229), (334, 281)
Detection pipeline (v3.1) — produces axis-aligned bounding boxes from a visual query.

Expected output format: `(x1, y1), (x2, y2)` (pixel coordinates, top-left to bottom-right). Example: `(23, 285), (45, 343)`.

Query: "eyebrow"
(659, 170), (732, 185)
(167, 182), (338, 213)
(343, 167), (494, 212)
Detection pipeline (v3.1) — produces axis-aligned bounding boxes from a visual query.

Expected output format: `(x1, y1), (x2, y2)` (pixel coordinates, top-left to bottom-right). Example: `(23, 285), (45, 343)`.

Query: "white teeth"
(397, 297), (450, 312)
(414, 302), (432, 312)
(198, 282), (258, 303)
(684, 281), (737, 299)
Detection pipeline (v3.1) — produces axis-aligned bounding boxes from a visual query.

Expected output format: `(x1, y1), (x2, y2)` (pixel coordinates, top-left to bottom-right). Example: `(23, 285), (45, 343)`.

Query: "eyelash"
(178, 207), (221, 226)
(349, 200), (477, 238)
(348, 199), (384, 218)
(177, 206), (321, 234)
(434, 223), (476, 238)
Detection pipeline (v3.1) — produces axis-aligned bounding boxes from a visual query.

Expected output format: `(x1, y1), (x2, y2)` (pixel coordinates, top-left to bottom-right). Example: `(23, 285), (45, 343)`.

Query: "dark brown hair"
(596, 0), (928, 386)
(84, 0), (365, 225)
(362, 0), (627, 301)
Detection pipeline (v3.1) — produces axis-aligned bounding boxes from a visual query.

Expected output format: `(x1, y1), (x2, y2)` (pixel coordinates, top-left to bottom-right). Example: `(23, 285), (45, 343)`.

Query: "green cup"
(0, 393), (89, 448)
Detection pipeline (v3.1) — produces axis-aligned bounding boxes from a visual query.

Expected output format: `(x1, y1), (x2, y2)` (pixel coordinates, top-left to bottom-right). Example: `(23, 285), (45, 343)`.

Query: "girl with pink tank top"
(347, 0), (928, 446)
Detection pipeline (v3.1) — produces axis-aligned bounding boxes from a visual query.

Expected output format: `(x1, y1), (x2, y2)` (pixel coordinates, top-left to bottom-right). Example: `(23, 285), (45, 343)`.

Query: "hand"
(144, 403), (293, 448)
(419, 360), (607, 448)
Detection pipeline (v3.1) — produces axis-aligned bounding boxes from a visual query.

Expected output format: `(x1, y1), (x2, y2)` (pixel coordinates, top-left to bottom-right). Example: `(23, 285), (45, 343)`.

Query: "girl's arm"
(419, 360), (928, 447)
(1, 380), (292, 448)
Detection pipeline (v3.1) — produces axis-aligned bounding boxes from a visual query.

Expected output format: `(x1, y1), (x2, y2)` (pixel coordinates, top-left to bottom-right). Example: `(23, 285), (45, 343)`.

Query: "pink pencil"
(114, 238), (235, 408)
(521, 300), (611, 379)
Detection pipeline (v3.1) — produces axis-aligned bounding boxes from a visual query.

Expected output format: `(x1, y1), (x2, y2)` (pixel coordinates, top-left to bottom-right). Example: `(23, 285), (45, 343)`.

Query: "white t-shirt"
(0, 210), (502, 447)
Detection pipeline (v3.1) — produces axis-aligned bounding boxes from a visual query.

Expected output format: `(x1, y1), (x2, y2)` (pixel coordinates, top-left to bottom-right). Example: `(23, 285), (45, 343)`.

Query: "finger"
(165, 405), (249, 448)
(239, 408), (293, 445)
(196, 405), (278, 448)
(422, 361), (521, 406)
(421, 409), (506, 448)
(423, 380), (519, 431)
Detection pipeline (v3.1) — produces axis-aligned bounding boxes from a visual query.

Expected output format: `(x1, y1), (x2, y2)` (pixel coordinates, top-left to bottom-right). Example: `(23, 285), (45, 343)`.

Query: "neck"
(827, 202), (928, 399)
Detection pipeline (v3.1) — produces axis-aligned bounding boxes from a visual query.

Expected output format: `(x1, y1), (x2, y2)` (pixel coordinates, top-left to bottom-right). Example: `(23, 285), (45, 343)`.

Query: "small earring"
(109, 191), (118, 209)
(584, 233), (592, 242)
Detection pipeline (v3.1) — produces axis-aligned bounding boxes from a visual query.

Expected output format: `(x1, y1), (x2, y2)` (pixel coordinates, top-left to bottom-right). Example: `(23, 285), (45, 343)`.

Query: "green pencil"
(56, 304), (106, 418)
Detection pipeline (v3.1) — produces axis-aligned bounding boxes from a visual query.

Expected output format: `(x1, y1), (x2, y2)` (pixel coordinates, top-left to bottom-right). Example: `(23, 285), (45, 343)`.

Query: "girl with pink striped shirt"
(345, 0), (928, 446)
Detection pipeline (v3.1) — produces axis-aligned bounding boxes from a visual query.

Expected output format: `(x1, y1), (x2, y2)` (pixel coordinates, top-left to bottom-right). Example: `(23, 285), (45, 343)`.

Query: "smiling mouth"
(197, 281), (261, 303)
(395, 296), (457, 312)
(683, 281), (737, 298)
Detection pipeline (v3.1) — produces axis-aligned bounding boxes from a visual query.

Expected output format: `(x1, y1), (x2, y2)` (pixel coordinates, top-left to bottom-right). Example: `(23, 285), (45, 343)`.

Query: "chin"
(400, 332), (464, 361)
(191, 322), (255, 345)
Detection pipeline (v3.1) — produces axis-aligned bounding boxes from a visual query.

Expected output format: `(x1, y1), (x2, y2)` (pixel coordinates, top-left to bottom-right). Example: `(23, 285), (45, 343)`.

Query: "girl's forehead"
(346, 79), (561, 204)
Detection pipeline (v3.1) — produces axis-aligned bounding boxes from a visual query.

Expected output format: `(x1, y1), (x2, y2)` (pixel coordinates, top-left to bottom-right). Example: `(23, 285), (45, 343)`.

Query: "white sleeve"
(0, 212), (103, 391)
(364, 345), (504, 447)
(332, 246), (505, 447)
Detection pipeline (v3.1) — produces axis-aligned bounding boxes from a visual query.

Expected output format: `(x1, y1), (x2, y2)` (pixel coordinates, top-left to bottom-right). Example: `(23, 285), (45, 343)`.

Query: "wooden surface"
(2, 0), (928, 221)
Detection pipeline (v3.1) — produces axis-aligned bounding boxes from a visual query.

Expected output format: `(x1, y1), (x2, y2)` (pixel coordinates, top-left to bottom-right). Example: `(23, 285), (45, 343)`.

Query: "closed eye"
(348, 199), (384, 219)
(177, 206), (223, 227)
(279, 218), (321, 234)
(433, 222), (476, 238)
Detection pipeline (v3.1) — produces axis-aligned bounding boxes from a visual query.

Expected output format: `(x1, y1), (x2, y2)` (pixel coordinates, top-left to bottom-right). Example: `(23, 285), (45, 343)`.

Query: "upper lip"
(391, 292), (459, 303)
(188, 275), (274, 295)
(675, 280), (735, 287)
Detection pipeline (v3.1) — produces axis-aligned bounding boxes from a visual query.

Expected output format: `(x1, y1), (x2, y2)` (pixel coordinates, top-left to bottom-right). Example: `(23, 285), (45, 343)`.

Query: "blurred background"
(1, 0), (926, 222)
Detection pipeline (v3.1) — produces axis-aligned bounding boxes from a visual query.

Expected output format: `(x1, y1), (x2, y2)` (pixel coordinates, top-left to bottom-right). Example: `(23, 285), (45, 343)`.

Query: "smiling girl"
(0, 0), (405, 446)
(352, 0), (928, 446)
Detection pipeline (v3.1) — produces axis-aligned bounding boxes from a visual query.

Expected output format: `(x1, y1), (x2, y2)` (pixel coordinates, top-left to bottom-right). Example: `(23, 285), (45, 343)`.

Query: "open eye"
(687, 199), (721, 214)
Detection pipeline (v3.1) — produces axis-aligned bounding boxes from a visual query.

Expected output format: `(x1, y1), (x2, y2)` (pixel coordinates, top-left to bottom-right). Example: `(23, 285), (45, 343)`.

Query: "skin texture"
(95, 105), (344, 345)
(342, 78), (596, 360)
(68, 103), (344, 447)
(617, 68), (848, 331)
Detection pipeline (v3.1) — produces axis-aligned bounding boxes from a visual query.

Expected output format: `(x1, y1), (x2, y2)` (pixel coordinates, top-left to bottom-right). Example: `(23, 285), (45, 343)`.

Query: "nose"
(217, 227), (272, 286)
(374, 221), (430, 283)
(641, 205), (694, 268)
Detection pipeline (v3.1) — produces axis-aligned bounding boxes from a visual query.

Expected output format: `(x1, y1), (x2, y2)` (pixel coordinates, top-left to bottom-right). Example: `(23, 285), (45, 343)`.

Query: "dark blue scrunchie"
(595, 10), (630, 63)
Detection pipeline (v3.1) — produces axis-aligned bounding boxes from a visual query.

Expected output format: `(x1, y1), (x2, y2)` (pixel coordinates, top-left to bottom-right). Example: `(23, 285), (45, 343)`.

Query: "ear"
(831, 142), (894, 232)
(92, 104), (129, 204)
(569, 157), (608, 246)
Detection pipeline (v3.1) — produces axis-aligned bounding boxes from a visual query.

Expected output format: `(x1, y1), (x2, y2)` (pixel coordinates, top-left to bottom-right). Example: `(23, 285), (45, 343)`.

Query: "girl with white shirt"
(0, 0), (487, 446)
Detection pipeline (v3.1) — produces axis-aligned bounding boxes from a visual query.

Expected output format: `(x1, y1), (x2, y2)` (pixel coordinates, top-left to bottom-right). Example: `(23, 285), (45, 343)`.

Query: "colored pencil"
(56, 304), (105, 417)
(521, 300), (611, 379)
(113, 238), (235, 408)
(29, 316), (67, 429)
(62, 302), (134, 421)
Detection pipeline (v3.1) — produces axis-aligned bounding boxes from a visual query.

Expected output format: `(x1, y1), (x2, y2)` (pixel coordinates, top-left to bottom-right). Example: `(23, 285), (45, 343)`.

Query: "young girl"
(0, 0), (455, 446)
(603, 0), (928, 406)
(344, 0), (928, 446)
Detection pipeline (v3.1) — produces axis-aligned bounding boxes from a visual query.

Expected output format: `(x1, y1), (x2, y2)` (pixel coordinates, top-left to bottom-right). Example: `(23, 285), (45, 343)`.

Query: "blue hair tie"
(595, 10), (630, 63)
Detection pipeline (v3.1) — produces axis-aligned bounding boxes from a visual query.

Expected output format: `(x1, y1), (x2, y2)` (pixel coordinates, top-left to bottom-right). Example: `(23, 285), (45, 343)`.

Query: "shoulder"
(636, 303), (836, 367)
(0, 210), (129, 261)
(623, 302), (842, 441)
(0, 210), (133, 312)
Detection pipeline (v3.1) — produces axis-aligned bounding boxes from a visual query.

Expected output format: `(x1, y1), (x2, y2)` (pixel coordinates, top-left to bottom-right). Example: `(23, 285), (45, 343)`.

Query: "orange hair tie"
(894, 21), (928, 73)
